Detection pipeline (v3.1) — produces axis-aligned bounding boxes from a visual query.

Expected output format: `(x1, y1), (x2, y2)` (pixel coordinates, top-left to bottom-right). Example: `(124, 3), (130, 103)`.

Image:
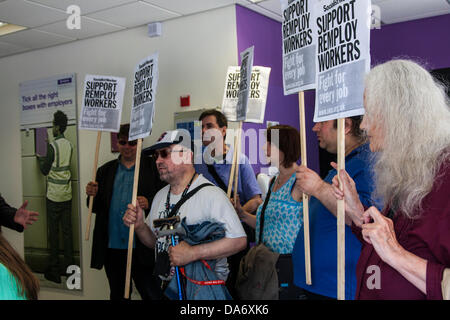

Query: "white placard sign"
(222, 66), (271, 124)
(20, 74), (76, 128)
(129, 53), (159, 141)
(79, 75), (125, 132)
(281, 0), (316, 94)
(313, 0), (371, 122)
(235, 46), (254, 122)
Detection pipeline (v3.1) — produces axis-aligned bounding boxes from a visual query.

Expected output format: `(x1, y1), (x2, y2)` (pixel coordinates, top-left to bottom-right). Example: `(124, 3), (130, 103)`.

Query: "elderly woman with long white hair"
(332, 59), (450, 299)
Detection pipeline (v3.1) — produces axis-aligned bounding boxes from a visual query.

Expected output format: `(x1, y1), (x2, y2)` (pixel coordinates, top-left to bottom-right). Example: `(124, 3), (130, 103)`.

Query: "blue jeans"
(165, 218), (231, 300)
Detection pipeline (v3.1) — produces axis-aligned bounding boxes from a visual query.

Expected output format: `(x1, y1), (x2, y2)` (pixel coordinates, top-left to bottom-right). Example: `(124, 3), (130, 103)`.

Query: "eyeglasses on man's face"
(118, 140), (138, 146)
(154, 148), (184, 159)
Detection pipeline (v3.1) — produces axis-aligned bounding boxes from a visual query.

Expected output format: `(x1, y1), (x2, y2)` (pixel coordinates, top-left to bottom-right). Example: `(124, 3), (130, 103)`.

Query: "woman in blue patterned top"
(0, 232), (39, 299)
(235, 125), (304, 299)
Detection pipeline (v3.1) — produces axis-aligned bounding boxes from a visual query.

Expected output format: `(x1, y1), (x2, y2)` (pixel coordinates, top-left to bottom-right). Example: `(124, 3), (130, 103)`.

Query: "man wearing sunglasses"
(85, 123), (165, 300)
(123, 130), (247, 296)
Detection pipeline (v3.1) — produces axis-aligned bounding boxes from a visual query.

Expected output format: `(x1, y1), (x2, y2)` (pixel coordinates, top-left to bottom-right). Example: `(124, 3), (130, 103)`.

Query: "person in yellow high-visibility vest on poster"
(38, 110), (74, 284)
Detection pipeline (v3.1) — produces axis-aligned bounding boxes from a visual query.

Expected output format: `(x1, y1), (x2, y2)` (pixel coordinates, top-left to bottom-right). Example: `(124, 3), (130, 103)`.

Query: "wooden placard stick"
(124, 138), (143, 299)
(233, 121), (243, 204)
(298, 91), (312, 285)
(85, 131), (102, 241)
(227, 135), (238, 198)
(337, 118), (346, 300)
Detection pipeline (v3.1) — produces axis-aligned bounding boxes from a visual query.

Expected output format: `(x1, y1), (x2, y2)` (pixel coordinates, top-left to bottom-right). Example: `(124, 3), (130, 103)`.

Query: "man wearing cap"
(123, 130), (247, 295)
(85, 123), (165, 300)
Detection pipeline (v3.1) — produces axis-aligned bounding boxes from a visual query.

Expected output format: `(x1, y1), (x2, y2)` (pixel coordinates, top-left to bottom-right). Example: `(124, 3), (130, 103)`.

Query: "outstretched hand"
(14, 200), (39, 229)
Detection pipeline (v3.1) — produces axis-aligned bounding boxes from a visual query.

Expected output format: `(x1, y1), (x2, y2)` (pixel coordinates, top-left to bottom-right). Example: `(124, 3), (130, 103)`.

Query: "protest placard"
(227, 46), (254, 205)
(125, 53), (159, 298)
(281, 0), (316, 94)
(222, 66), (270, 123)
(79, 75), (125, 132)
(129, 53), (159, 141)
(313, 0), (371, 122)
(79, 74), (125, 240)
(313, 0), (371, 300)
(235, 46), (254, 122)
(280, 0), (317, 284)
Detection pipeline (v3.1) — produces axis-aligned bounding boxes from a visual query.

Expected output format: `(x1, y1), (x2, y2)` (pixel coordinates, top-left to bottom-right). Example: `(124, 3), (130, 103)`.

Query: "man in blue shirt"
(292, 116), (377, 300)
(85, 124), (165, 300)
(194, 109), (262, 298)
(195, 110), (262, 211)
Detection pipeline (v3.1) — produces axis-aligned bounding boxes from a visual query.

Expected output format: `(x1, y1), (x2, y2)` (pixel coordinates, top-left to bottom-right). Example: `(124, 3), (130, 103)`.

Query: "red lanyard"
(179, 260), (226, 286)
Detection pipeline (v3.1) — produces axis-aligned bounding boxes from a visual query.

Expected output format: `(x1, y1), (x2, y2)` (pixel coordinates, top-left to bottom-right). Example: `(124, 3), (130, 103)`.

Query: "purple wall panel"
(370, 14), (450, 70)
(235, 5), (320, 175)
(35, 127), (48, 157)
(235, 5), (449, 175)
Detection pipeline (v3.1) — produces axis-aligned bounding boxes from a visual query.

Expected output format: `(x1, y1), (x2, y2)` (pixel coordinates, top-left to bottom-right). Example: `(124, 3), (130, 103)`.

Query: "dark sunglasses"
(154, 148), (184, 159)
(118, 140), (138, 146)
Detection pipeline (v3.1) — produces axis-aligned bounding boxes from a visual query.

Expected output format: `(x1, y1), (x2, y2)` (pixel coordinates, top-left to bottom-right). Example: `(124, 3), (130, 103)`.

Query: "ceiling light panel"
(27, 0), (137, 15)
(142, 0), (236, 15)
(86, 1), (179, 28)
(0, 0), (67, 28)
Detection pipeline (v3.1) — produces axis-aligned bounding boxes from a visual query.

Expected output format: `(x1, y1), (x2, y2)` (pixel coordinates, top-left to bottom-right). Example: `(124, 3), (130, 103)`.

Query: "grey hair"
(364, 59), (450, 218)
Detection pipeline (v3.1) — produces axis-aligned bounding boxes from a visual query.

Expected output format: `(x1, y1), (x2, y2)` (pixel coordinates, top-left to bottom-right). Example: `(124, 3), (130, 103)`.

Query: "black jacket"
(0, 195), (23, 232)
(88, 155), (165, 269)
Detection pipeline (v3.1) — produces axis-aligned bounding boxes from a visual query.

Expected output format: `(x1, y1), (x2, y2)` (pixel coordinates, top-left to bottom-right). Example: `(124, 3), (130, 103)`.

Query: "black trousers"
(46, 198), (73, 274)
(104, 248), (163, 300)
(276, 254), (305, 300)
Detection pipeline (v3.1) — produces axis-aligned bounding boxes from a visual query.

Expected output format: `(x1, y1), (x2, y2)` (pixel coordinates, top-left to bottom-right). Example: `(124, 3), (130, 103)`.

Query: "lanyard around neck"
(165, 172), (197, 215)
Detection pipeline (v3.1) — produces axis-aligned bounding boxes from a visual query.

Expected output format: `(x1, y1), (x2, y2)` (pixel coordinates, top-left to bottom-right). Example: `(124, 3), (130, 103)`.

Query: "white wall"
(0, 5), (238, 299)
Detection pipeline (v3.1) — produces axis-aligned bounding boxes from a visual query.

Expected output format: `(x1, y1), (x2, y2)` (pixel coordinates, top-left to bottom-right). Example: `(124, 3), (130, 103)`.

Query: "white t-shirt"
(145, 174), (246, 280)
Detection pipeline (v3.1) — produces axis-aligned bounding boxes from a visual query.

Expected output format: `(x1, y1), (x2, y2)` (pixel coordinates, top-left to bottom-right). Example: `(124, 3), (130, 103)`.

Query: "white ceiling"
(0, 0), (449, 58)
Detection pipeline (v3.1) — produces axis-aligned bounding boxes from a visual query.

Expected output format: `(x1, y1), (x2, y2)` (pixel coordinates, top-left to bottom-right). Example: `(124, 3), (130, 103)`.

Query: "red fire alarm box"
(180, 95), (190, 107)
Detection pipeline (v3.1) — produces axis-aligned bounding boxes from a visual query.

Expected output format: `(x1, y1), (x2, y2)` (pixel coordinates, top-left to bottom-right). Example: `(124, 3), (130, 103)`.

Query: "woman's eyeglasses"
(118, 140), (138, 146)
